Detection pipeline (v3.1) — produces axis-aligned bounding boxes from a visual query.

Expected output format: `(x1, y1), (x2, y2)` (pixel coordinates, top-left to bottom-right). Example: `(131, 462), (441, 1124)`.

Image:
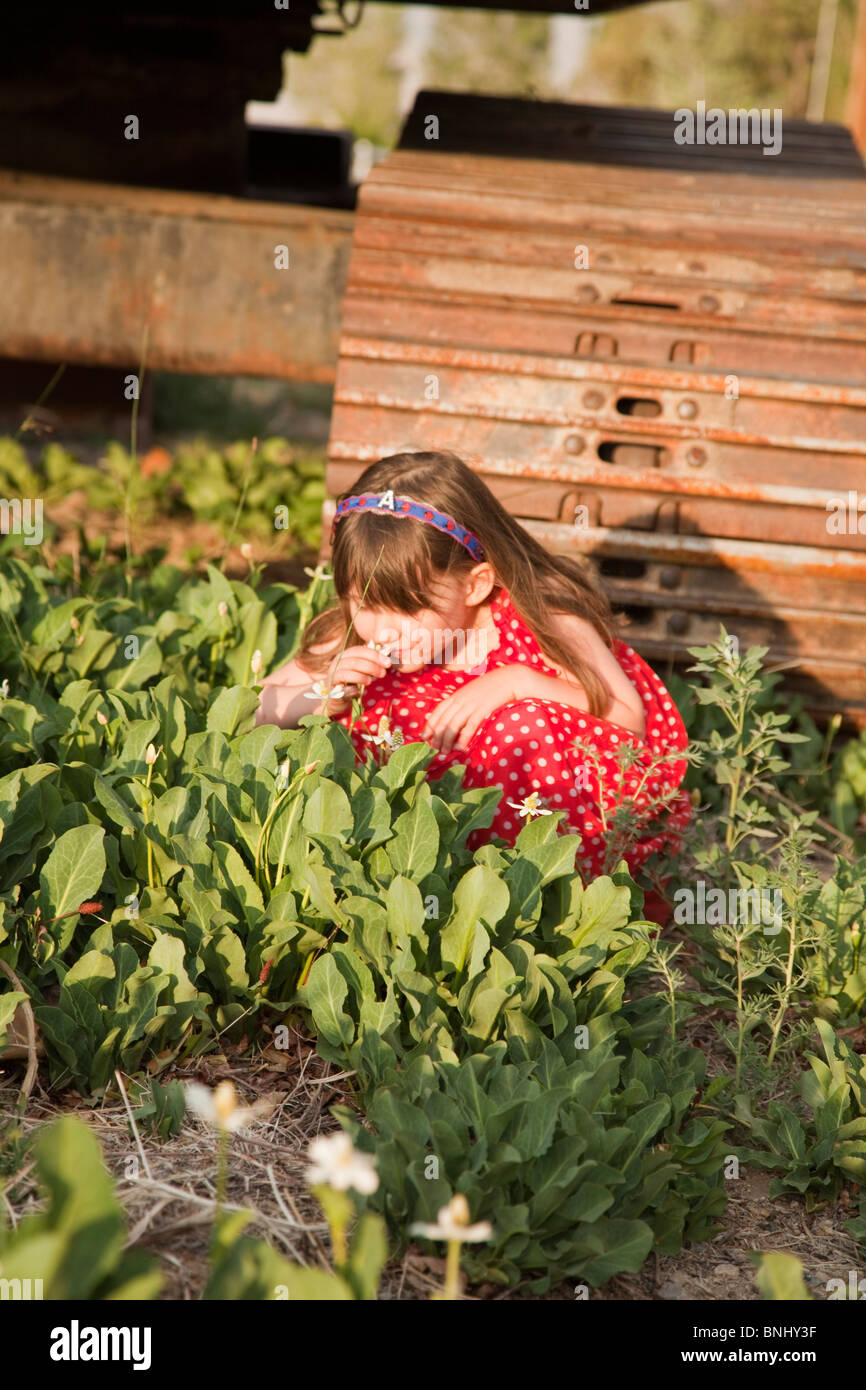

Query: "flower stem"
(215, 1127), (229, 1231)
(767, 912), (797, 1068)
(442, 1239), (462, 1300)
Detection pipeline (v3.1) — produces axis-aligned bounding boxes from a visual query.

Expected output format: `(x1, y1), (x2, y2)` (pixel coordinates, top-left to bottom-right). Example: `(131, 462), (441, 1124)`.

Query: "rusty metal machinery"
(325, 92), (866, 725)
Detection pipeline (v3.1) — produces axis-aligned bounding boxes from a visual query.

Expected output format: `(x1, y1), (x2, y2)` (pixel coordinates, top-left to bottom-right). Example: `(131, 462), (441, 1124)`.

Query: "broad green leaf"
(439, 865), (509, 975)
(38, 824), (106, 935)
(388, 795), (439, 881)
(303, 953), (355, 1048)
(304, 780), (354, 840)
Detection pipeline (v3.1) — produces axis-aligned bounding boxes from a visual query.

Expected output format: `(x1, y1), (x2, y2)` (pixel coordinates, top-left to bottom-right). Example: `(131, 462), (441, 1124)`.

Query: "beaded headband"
(330, 490), (485, 563)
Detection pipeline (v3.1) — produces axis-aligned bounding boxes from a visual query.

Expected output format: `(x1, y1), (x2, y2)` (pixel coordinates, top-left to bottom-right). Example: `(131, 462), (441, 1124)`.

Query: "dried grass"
(2, 1009), (861, 1302)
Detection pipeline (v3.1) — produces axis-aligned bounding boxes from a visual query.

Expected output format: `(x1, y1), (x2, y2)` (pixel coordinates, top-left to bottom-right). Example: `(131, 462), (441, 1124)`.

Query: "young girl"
(255, 451), (691, 918)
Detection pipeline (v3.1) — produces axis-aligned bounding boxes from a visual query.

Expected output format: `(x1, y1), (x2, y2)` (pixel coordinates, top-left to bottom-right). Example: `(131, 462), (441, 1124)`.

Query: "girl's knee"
(471, 700), (567, 788)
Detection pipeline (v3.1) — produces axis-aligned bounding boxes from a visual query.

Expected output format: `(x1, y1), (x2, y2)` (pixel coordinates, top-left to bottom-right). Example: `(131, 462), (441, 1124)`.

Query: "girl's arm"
(532, 613), (646, 738)
(422, 613), (645, 754)
(253, 645), (336, 729)
(254, 638), (392, 729)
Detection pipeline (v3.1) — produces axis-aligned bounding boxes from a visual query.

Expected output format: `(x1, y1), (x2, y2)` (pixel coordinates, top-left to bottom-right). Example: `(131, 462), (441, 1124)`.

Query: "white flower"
(96, 711), (108, 726)
(144, 743), (158, 765)
(409, 1194), (493, 1244)
(361, 715), (404, 751)
(250, 649), (263, 676)
(303, 680), (347, 701)
(303, 564), (333, 583)
(507, 791), (552, 819)
(240, 542), (253, 560)
(0, 679), (8, 698)
(218, 601), (228, 618)
(185, 1079), (267, 1133)
(305, 1132), (379, 1194)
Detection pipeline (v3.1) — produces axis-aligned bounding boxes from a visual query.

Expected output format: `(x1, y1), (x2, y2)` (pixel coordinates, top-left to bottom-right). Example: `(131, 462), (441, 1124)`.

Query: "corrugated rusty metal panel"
(0, 170), (353, 381)
(326, 96), (866, 723)
(364, 158), (866, 247)
(340, 289), (866, 382)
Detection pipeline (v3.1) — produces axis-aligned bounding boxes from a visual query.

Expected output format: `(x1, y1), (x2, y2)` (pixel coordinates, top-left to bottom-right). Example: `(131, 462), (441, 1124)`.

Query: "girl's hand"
(421, 666), (538, 754)
(323, 644), (392, 709)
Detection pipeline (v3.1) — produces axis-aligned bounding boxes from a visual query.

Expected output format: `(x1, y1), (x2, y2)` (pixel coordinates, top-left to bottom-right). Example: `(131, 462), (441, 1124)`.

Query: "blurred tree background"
(249, 0), (861, 150)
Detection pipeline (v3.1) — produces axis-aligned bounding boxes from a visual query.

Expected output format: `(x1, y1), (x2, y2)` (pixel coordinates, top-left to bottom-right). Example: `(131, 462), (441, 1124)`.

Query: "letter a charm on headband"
(331, 491), (485, 562)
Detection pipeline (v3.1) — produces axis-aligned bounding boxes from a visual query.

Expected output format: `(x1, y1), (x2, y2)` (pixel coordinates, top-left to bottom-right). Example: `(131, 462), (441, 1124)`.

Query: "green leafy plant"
(734, 1019), (866, 1207)
(0, 1116), (161, 1298)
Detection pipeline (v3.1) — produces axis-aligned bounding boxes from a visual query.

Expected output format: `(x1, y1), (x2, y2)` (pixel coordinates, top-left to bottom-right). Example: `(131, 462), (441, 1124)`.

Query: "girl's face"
(346, 574), (475, 674)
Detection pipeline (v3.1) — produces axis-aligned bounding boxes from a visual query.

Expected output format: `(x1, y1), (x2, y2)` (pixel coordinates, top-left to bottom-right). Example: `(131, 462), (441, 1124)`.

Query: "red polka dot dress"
(332, 587), (690, 900)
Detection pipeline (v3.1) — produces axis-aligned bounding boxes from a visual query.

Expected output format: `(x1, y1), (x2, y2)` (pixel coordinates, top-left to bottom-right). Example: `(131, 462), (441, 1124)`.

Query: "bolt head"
(667, 611), (691, 636)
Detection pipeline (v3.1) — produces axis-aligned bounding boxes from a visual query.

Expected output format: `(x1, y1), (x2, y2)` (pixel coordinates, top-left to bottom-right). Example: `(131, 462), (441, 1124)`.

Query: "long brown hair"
(298, 451), (621, 714)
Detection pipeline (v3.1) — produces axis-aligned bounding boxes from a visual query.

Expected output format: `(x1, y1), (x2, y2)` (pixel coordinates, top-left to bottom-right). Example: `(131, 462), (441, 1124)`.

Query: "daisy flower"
(303, 564), (333, 583)
(306, 1132), (379, 1194)
(303, 680), (347, 701)
(507, 791), (552, 819)
(361, 715), (404, 751)
(185, 1079), (269, 1133)
(409, 1194), (492, 1243)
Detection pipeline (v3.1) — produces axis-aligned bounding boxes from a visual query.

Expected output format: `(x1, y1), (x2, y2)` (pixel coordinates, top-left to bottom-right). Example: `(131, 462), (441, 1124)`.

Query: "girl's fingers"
(330, 654), (390, 683)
